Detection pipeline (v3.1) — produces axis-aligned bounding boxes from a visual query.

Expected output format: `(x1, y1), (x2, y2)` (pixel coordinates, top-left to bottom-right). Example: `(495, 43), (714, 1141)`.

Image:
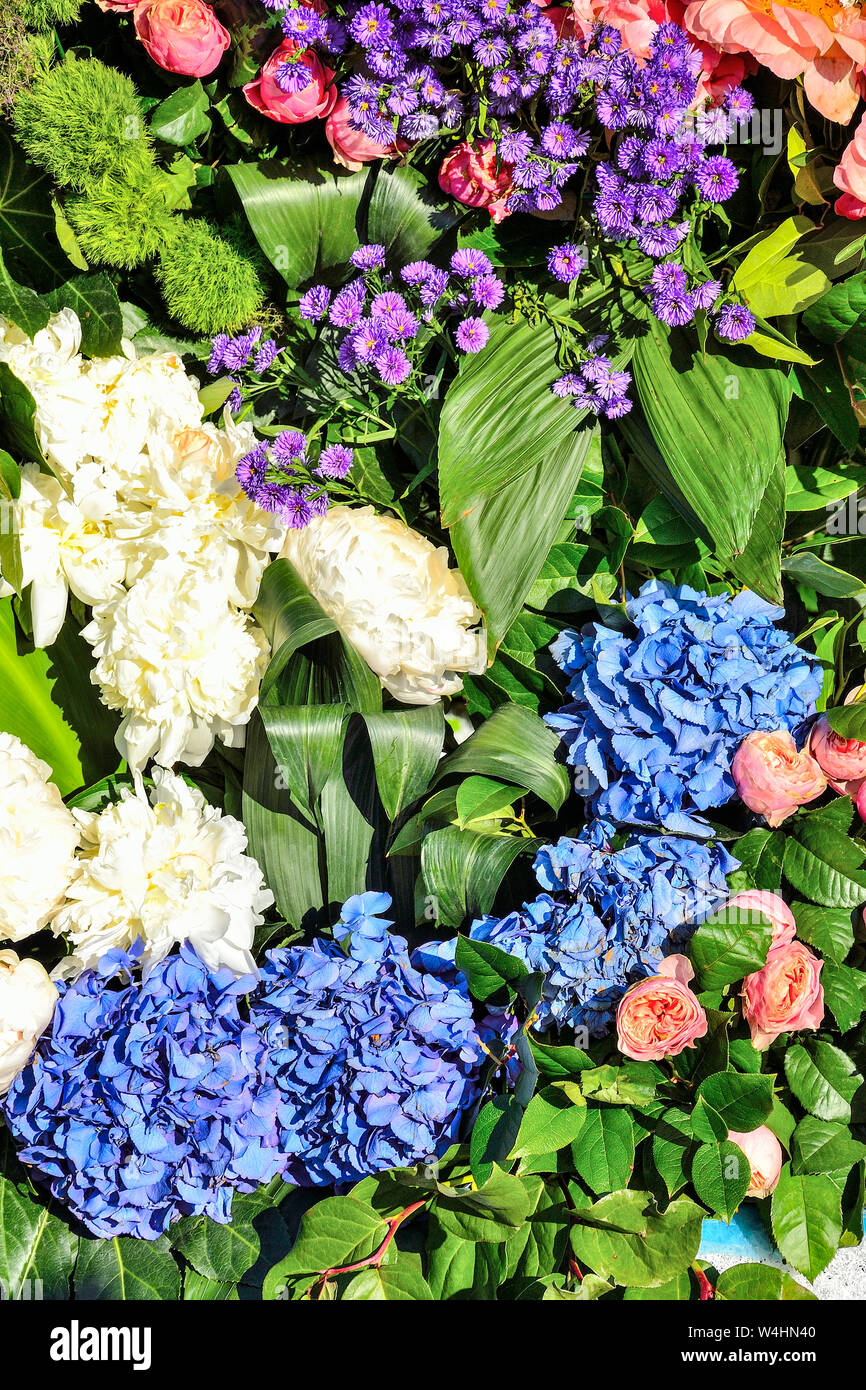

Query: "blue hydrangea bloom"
(545, 580), (822, 835)
(249, 892), (487, 1186)
(470, 820), (739, 1037)
(3, 942), (284, 1240)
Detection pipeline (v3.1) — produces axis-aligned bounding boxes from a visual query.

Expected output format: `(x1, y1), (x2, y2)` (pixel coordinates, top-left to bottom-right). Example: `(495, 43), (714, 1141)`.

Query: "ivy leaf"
(696, 1072), (774, 1133)
(262, 1196), (388, 1300)
(46, 274), (123, 357)
(455, 933), (529, 1001)
(571, 1106), (636, 1193)
(510, 1084), (587, 1160)
(715, 1264), (816, 1301)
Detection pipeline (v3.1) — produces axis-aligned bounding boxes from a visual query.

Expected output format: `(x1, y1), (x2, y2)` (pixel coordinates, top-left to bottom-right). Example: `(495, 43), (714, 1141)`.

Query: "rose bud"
(728, 1125), (783, 1198)
(438, 140), (514, 223)
(243, 39), (337, 124)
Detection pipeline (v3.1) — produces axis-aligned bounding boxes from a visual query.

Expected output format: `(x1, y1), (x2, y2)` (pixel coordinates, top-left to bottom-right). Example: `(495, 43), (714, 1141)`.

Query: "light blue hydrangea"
(545, 580), (822, 836)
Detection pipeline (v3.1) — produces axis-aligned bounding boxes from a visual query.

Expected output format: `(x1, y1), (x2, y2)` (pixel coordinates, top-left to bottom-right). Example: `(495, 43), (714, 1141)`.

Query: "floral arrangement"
(0, 0), (865, 1311)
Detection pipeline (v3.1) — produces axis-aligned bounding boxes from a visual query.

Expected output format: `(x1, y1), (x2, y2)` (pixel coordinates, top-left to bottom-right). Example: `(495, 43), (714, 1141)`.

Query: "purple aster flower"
(652, 288), (694, 326)
(276, 61), (314, 94)
(207, 334), (229, 375)
(253, 339), (280, 373)
(552, 372), (581, 397)
(455, 316), (489, 353)
(371, 290), (407, 317)
(382, 306), (419, 340)
(330, 281), (367, 328)
(692, 278), (722, 311)
(350, 243), (387, 271)
(695, 155), (739, 203)
(299, 285), (332, 321)
(272, 429), (307, 465)
(547, 242), (586, 283)
(450, 248), (493, 278)
(715, 302), (755, 342)
(317, 443), (354, 479)
(349, 2), (395, 47)
(650, 261), (688, 296)
(401, 260), (438, 285)
(498, 129), (533, 163)
(281, 487), (314, 529)
(595, 186), (636, 235)
(471, 273), (505, 310)
(375, 345), (413, 384)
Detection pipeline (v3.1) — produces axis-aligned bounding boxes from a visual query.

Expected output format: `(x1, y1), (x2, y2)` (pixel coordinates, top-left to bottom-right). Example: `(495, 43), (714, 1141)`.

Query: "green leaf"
(734, 828), (785, 892)
(715, 1264), (816, 1301)
(631, 318), (791, 560)
(183, 1272), (239, 1300)
(802, 269), (866, 347)
(0, 1133), (77, 1299)
(74, 1236), (181, 1300)
(771, 1171), (842, 1281)
(46, 274), (123, 357)
(449, 426), (598, 654)
(263, 1196), (388, 1299)
(361, 704), (444, 822)
(0, 362), (46, 464)
(688, 903), (774, 992)
(455, 774), (524, 828)
(424, 1215), (478, 1300)
(0, 598), (120, 795)
(421, 824), (533, 928)
(0, 127), (62, 288)
(0, 247), (49, 337)
(651, 1108), (696, 1197)
(433, 703), (569, 812)
(571, 1106), (635, 1193)
(434, 1169), (531, 1244)
(0, 446), (22, 594)
(785, 1041), (861, 1122)
(511, 1084), (587, 1159)
(529, 1038), (593, 1080)
(696, 1072), (774, 1132)
(570, 1191), (704, 1289)
(227, 161), (366, 287)
(691, 1140), (751, 1222)
(784, 819), (866, 907)
(470, 1095), (525, 1185)
(791, 901), (855, 964)
(825, 702), (866, 741)
(366, 163), (458, 266)
(259, 704), (348, 823)
(454, 932), (529, 1001)
(732, 216), (830, 318)
(171, 1182), (291, 1286)
(149, 81), (212, 145)
(822, 960), (866, 1033)
(579, 1062), (661, 1108)
(782, 551), (864, 599)
(791, 1117), (866, 1182)
(341, 1259), (434, 1301)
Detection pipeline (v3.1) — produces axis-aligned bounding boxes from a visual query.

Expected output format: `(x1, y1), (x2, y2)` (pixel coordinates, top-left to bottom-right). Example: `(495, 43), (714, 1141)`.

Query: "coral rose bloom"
(244, 39), (337, 124)
(684, 0), (866, 122)
(809, 710), (866, 798)
(733, 729), (827, 826)
(439, 140), (515, 223)
(742, 940), (824, 1050)
(616, 954), (707, 1061)
(134, 0), (230, 78)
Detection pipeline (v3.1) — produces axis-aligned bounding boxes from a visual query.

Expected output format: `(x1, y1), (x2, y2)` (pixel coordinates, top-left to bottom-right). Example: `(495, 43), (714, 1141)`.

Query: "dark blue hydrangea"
(3, 942), (284, 1240)
(469, 820), (738, 1036)
(249, 892), (487, 1186)
(545, 580), (823, 836)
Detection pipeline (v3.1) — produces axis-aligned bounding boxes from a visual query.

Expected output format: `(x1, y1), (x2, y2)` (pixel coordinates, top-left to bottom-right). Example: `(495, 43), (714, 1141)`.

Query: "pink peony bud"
(616, 954), (707, 1062)
(742, 940), (824, 1051)
(438, 140), (514, 223)
(243, 39), (337, 124)
(325, 94), (401, 172)
(732, 729), (827, 827)
(723, 892), (796, 950)
(728, 1125), (783, 1198)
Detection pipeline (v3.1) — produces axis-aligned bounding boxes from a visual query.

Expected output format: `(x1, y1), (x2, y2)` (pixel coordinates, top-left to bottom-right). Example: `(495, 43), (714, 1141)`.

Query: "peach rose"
(616, 954), (707, 1062)
(732, 729), (827, 827)
(134, 0), (230, 78)
(723, 892), (796, 950)
(438, 140), (514, 224)
(728, 1126), (783, 1198)
(742, 940), (825, 1051)
(835, 115), (866, 220)
(243, 39), (337, 124)
(809, 710), (866, 800)
(325, 95), (400, 172)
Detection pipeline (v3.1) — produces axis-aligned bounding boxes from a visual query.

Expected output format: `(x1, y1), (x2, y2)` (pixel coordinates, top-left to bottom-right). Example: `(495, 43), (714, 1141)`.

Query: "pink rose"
(732, 729), (827, 827)
(616, 954), (708, 1062)
(728, 1126), (783, 1198)
(742, 940), (825, 1051)
(438, 140), (514, 224)
(134, 0), (230, 78)
(834, 111), (866, 219)
(325, 95), (400, 172)
(243, 39), (337, 124)
(858, 780), (866, 823)
(808, 711), (866, 800)
(723, 892), (796, 950)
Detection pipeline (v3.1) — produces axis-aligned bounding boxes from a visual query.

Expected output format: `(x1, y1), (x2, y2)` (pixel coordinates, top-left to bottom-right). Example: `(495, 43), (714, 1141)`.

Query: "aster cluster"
(299, 242), (504, 384)
(3, 942), (285, 1239)
(545, 579), (823, 836)
(207, 325), (281, 414)
(249, 892), (488, 1185)
(470, 820), (737, 1036)
(552, 333), (632, 418)
(236, 428), (354, 530)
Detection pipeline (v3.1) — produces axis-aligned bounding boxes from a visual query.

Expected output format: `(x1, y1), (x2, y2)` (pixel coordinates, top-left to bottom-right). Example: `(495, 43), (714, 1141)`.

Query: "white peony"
(0, 950), (58, 1095)
(281, 505), (487, 704)
(16, 464), (126, 648)
(0, 732), (79, 942)
(0, 311), (107, 477)
(82, 556), (270, 770)
(112, 417), (285, 608)
(86, 347), (204, 466)
(51, 768), (273, 977)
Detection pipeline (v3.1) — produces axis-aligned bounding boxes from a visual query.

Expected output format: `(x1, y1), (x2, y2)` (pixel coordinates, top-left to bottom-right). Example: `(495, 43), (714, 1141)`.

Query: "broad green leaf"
(46, 274), (123, 357)
(0, 1133), (77, 1300)
(732, 216), (829, 318)
(361, 704), (444, 822)
(259, 703), (348, 824)
(454, 932), (529, 1001)
(696, 1072), (774, 1133)
(341, 1259), (434, 1301)
(366, 163), (458, 266)
(421, 824), (534, 928)
(691, 1140), (750, 1222)
(74, 1236), (181, 1301)
(424, 1214), (478, 1300)
(570, 1191), (703, 1289)
(529, 1038), (593, 1080)
(227, 161), (366, 287)
(825, 702), (866, 741)
(263, 1196), (388, 1299)
(802, 269), (866, 348)
(433, 703), (569, 811)
(183, 1272), (239, 1300)
(784, 819), (866, 907)
(715, 1263), (816, 1301)
(0, 362), (46, 464)
(171, 1182), (292, 1286)
(571, 1106), (635, 1193)
(470, 1095), (525, 1185)
(822, 961), (866, 1033)
(632, 318), (791, 559)
(785, 1041), (861, 1122)
(688, 904), (773, 992)
(789, 901), (854, 964)
(0, 127), (62, 288)
(0, 247), (49, 337)
(579, 1062), (661, 1108)
(434, 1169), (531, 1244)
(733, 828), (785, 892)
(148, 81), (212, 145)
(455, 775), (524, 829)
(791, 1117), (866, 1182)
(782, 551), (864, 599)
(651, 1108), (695, 1197)
(770, 1170), (842, 1281)
(511, 1084), (587, 1160)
